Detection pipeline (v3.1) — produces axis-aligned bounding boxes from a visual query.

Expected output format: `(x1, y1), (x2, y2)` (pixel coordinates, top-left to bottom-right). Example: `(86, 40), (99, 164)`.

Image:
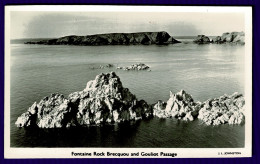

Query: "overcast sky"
(10, 11), (245, 39)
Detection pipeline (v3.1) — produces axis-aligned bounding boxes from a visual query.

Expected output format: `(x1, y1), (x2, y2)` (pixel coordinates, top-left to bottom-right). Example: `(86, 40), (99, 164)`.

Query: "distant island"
(193, 32), (245, 44)
(24, 31), (181, 46)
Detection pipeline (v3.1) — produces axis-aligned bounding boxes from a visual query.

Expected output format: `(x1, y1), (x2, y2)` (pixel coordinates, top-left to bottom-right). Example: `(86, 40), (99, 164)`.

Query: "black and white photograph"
(4, 6), (252, 158)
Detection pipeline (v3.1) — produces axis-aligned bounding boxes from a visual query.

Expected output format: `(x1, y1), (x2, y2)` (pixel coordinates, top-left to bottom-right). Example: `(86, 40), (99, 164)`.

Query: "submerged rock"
(15, 72), (152, 128)
(90, 64), (114, 69)
(116, 63), (150, 71)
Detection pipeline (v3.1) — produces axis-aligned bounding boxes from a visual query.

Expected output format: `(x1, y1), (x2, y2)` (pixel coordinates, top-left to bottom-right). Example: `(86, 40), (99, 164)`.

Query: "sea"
(10, 37), (245, 147)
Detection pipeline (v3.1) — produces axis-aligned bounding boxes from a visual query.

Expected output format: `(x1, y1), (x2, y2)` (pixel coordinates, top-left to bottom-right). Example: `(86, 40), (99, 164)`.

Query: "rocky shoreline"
(24, 31), (181, 46)
(15, 72), (245, 128)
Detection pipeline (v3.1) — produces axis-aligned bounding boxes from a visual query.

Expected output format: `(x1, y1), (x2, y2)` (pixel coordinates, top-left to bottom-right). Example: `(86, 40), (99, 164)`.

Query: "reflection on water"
(10, 42), (245, 147)
(12, 119), (244, 148)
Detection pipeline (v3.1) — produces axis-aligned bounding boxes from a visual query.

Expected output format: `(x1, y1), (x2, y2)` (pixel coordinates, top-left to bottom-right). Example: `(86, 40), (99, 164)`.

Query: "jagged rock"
(25, 31), (181, 46)
(15, 112), (32, 127)
(36, 94), (72, 128)
(212, 32), (245, 44)
(15, 72), (152, 128)
(70, 72), (152, 125)
(15, 102), (38, 127)
(117, 63), (150, 71)
(198, 92), (245, 125)
(153, 90), (201, 120)
(15, 72), (245, 128)
(153, 90), (245, 125)
(193, 35), (211, 44)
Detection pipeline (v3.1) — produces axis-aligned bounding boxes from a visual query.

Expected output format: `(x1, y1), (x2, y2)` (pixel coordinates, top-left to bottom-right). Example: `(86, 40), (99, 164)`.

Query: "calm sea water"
(10, 38), (245, 147)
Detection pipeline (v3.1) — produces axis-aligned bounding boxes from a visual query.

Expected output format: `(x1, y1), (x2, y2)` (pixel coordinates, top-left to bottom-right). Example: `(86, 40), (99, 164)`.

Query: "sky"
(10, 11), (245, 39)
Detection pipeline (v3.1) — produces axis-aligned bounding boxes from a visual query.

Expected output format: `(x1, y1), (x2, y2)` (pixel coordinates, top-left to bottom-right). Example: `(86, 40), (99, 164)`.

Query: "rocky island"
(193, 35), (211, 44)
(15, 72), (245, 128)
(212, 32), (245, 44)
(193, 32), (245, 44)
(153, 91), (245, 125)
(15, 72), (152, 128)
(24, 31), (181, 46)
(116, 63), (150, 71)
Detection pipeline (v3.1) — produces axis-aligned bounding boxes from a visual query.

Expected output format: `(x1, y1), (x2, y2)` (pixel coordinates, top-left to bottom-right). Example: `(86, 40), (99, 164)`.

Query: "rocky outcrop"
(116, 63), (150, 71)
(15, 72), (245, 128)
(198, 92), (245, 125)
(212, 32), (245, 44)
(24, 31), (181, 46)
(15, 72), (152, 128)
(153, 91), (245, 125)
(193, 35), (211, 44)
(193, 32), (245, 44)
(153, 90), (201, 121)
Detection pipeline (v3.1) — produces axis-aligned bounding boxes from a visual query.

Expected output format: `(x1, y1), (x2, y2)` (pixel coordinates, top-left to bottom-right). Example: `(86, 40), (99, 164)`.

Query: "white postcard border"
(4, 5), (253, 158)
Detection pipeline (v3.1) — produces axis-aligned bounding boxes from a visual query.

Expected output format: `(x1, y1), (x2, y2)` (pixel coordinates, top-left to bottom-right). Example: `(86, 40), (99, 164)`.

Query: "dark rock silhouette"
(193, 35), (211, 44)
(25, 31), (181, 46)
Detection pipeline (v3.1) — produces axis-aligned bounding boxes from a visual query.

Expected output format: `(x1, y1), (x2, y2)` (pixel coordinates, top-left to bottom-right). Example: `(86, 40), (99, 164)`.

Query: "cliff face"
(25, 31), (181, 45)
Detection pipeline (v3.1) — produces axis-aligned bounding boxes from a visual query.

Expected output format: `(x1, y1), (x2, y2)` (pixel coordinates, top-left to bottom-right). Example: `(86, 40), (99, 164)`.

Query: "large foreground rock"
(25, 31), (181, 46)
(153, 91), (245, 125)
(153, 90), (201, 121)
(15, 72), (152, 128)
(15, 72), (245, 128)
(198, 92), (245, 125)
